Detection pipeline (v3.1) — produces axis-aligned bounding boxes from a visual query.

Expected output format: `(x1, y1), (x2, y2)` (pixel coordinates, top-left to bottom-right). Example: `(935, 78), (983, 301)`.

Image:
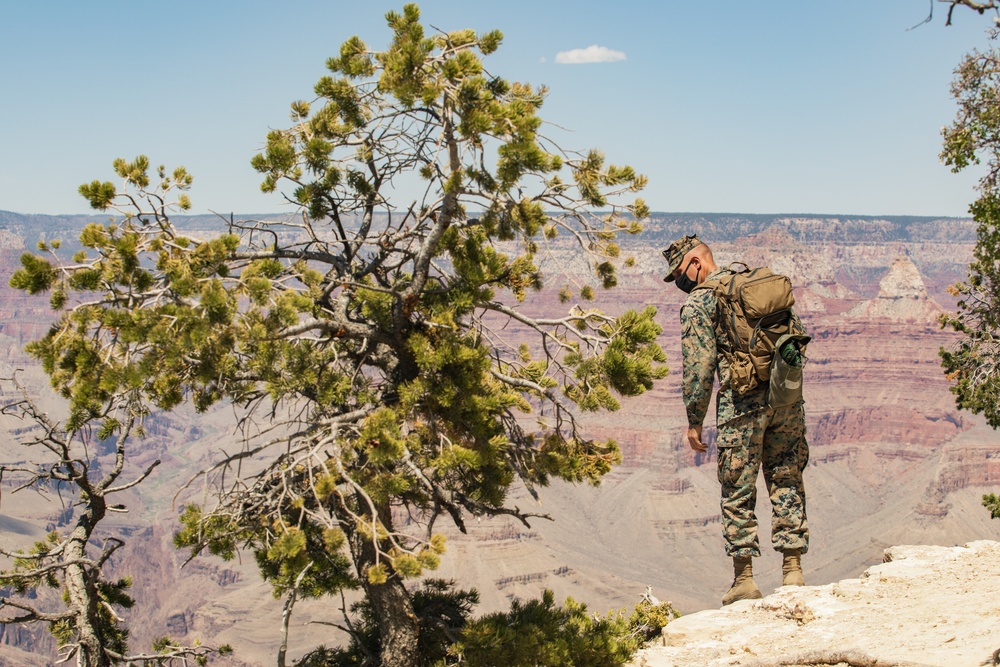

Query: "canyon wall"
(1, 212), (999, 665)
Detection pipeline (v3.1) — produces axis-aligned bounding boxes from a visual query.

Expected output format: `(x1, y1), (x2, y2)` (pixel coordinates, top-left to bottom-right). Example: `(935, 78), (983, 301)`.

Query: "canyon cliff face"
(1, 212), (998, 665)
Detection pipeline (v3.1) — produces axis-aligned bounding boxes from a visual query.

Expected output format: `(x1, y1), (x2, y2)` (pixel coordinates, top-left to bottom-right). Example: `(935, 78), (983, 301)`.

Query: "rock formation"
(1, 212), (999, 665)
(845, 256), (944, 322)
(631, 540), (1000, 667)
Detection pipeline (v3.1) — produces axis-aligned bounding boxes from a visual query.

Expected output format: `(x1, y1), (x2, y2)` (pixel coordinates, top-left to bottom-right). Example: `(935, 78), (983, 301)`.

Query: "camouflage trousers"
(716, 402), (809, 558)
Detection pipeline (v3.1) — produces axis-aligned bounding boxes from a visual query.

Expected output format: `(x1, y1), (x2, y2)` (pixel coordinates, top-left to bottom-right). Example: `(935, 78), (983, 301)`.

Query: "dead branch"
(914, 0), (1000, 28)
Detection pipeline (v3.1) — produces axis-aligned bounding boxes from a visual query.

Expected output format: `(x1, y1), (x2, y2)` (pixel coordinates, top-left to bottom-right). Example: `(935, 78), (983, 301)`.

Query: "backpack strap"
(691, 265), (738, 294)
(692, 278), (720, 294)
(690, 272), (733, 355)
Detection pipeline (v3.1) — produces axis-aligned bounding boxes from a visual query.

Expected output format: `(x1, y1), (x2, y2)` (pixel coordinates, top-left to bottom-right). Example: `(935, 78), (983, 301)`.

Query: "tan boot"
(782, 549), (805, 586)
(722, 556), (763, 605)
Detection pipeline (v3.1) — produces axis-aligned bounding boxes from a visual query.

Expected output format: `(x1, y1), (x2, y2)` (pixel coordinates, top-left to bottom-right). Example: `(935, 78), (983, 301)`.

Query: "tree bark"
(64, 493), (112, 667)
(346, 498), (419, 667)
(363, 570), (419, 667)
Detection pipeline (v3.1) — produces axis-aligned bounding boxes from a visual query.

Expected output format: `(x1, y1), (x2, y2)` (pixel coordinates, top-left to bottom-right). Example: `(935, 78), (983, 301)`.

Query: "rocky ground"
(631, 540), (1000, 667)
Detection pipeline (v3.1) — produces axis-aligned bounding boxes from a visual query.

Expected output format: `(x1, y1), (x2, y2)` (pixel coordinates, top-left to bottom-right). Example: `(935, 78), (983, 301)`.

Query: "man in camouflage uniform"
(663, 235), (809, 605)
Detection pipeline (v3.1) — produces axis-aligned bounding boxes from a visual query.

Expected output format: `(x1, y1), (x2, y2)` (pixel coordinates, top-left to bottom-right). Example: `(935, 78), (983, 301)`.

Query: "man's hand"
(687, 424), (706, 453)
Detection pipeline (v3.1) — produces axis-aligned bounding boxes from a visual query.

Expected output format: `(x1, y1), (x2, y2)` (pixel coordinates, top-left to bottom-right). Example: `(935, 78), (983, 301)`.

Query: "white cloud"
(554, 45), (626, 65)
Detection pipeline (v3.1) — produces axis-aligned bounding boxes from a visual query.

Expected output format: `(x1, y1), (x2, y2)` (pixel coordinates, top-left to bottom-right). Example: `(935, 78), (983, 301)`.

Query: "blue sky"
(1, 1), (995, 217)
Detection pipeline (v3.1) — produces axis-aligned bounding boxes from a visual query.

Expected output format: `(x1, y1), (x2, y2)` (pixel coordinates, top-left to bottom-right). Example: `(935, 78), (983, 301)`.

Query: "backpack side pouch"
(730, 349), (759, 395)
(768, 333), (811, 408)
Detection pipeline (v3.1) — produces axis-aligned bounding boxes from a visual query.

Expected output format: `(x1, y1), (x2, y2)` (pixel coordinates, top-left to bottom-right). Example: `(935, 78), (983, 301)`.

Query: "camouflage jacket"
(680, 266), (805, 427)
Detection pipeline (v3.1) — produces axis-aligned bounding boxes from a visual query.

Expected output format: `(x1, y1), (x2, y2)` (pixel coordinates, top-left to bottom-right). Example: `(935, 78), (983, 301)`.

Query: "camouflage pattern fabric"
(716, 402), (809, 557)
(681, 267), (768, 427)
(680, 266), (809, 556)
(662, 234), (703, 282)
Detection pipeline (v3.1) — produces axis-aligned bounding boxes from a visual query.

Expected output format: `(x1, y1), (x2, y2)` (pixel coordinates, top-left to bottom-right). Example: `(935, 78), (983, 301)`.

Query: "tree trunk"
(347, 498), (419, 667)
(64, 495), (111, 667)
(364, 571), (420, 667)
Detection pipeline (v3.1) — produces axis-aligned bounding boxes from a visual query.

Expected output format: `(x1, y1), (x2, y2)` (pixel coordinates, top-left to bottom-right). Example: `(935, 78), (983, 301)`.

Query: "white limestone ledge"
(631, 540), (1000, 667)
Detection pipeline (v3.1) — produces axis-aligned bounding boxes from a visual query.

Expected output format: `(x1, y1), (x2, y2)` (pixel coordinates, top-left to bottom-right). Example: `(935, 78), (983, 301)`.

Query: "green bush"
(297, 581), (679, 667)
(984, 493), (1000, 520)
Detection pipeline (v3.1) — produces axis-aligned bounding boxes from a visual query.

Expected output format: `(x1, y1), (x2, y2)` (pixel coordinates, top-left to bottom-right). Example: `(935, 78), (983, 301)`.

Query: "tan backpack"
(695, 263), (799, 395)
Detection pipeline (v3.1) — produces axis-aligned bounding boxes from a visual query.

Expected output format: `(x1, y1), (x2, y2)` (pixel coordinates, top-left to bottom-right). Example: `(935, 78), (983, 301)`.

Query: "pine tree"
(10, 5), (666, 664)
(0, 379), (232, 666)
(939, 36), (1000, 522)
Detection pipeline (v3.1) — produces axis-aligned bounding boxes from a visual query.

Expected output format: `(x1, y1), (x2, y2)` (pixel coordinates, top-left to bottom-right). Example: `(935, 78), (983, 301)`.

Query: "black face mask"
(675, 259), (699, 294)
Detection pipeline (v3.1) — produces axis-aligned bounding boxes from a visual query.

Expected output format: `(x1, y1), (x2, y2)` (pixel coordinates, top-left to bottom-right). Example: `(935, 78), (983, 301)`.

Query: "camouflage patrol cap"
(661, 234), (703, 282)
